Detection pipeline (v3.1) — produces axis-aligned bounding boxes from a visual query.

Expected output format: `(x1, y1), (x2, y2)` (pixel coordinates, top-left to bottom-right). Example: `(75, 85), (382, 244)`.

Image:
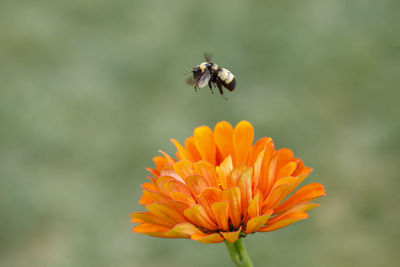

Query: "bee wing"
(193, 69), (211, 88)
(185, 76), (194, 86)
(204, 52), (213, 62)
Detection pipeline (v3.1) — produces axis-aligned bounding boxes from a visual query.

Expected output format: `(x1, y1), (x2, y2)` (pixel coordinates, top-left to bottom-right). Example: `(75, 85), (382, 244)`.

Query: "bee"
(187, 54), (236, 100)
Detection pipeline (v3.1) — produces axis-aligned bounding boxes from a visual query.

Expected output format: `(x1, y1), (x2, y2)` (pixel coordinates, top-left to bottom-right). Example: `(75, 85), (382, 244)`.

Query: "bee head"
(192, 67), (201, 74)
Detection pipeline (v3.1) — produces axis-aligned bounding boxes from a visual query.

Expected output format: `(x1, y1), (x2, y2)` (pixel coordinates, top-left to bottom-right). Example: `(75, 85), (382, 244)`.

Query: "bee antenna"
(183, 70), (192, 76)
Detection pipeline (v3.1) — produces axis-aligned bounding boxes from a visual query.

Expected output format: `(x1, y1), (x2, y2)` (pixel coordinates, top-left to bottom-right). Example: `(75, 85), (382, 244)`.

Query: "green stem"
(224, 238), (254, 267)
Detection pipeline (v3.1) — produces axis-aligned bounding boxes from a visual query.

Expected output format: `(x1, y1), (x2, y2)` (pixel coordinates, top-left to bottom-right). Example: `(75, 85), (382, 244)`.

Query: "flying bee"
(187, 54), (236, 100)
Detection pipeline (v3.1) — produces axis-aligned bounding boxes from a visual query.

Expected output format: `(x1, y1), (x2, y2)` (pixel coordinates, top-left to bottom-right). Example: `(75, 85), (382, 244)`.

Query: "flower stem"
(224, 238), (254, 267)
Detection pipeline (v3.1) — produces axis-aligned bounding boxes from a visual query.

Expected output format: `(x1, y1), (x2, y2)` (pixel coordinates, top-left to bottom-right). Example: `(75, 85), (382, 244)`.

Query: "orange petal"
(211, 201), (229, 231)
(152, 156), (169, 172)
(155, 176), (175, 192)
(271, 203), (319, 222)
(213, 121), (234, 160)
(130, 212), (173, 227)
(146, 202), (186, 225)
(158, 150), (176, 165)
(247, 191), (261, 218)
(257, 141), (275, 195)
(221, 226), (242, 243)
(258, 212), (309, 232)
(275, 148), (294, 174)
(252, 150), (264, 189)
(264, 154), (278, 195)
(291, 158), (304, 177)
(159, 166), (182, 182)
(186, 175), (208, 196)
(194, 161), (219, 187)
(164, 222), (203, 238)
(238, 167), (253, 214)
(139, 190), (168, 205)
(233, 121), (254, 165)
(300, 167), (313, 178)
(142, 182), (158, 191)
(168, 200), (191, 213)
(191, 232), (224, 243)
(171, 139), (191, 161)
(245, 211), (273, 234)
(194, 126), (216, 165)
(132, 223), (171, 234)
(163, 180), (191, 195)
(217, 155), (233, 190)
(196, 187), (223, 221)
(274, 183), (326, 214)
(173, 160), (194, 182)
(277, 161), (297, 178)
(184, 204), (218, 230)
(229, 164), (247, 188)
(262, 177), (299, 211)
(222, 187), (242, 228)
(169, 191), (196, 206)
(248, 137), (272, 166)
(184, 136), (201, 162)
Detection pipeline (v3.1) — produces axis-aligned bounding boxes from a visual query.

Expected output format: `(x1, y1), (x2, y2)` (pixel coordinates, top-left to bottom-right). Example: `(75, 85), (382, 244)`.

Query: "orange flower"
(131, 121), (326, 243)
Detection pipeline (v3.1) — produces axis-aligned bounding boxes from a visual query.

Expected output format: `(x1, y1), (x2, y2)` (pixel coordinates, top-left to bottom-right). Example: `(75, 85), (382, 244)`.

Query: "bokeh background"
(1, 0), (399, 266)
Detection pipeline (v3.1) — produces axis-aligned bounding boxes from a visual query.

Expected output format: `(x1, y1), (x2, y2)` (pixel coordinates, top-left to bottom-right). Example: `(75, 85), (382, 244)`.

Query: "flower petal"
(257, 141), (275, 195)
(184, 204), (218, 230)
(211, 201), (229, 231)
(194, 126), (216, 165)
(275, 148), (294, 173)
(277, 161), (297, 178)
(273, 202), (319, 219)
(185, 136), (201, 162)
(186, 175), (209, 196)
(229, 164), (247, 188)
(221, 227), (242, 243)
(252, 150), (264, 189)
(146, 202), (186, 225)
(197, 187), (222, 205)
(217, 155), (233, 190)
(245, 211), (273, 234)
(238, 167), (253, 214)
(153, 156), (169, 172)
(158, 150), (175, 165)
(171, 139), (191, 161)
(194, 161), (218, 187)
(191, 233), (224, 243)
(262, 177), (299, 211)
(247, 190), (261, 218)
(169, 191), (196, 206)
(173, 160), (194, 182)
(233, 121), (254, 165)
(258, 212), (309, 232)
(222, 187), (242, 228)
(213, 121), (234, 160)
(139, 190), (168, 205)
(164, 223), (203, 238)
(163, 180), (191, 195)
(248, 137), (272, 166)
(274, 183), (326, 214)
(130, 212), (173, 227)
(132, 223), (171, 234)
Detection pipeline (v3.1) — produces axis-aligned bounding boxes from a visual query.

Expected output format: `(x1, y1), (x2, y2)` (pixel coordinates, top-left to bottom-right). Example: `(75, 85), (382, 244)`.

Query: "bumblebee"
(188, 54), (236, 99)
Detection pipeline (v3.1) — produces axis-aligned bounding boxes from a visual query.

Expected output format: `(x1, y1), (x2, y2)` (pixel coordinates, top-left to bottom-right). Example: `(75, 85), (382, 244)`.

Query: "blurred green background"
(1, 0), (399, 266)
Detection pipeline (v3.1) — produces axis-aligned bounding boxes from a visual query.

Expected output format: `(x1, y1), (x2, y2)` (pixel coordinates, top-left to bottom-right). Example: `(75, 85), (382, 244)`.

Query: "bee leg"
(216, 81), (227, 100)
(194, 86), (197, 92)
(208, 81), (214, 94)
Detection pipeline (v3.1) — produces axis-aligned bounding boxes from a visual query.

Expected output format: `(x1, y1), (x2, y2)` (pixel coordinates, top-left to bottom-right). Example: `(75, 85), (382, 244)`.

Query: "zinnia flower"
(131, 121), (326, 244)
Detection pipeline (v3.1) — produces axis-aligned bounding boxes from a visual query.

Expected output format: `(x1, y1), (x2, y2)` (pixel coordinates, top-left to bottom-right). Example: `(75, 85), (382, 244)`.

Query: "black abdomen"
(223, 78), (236, 91)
